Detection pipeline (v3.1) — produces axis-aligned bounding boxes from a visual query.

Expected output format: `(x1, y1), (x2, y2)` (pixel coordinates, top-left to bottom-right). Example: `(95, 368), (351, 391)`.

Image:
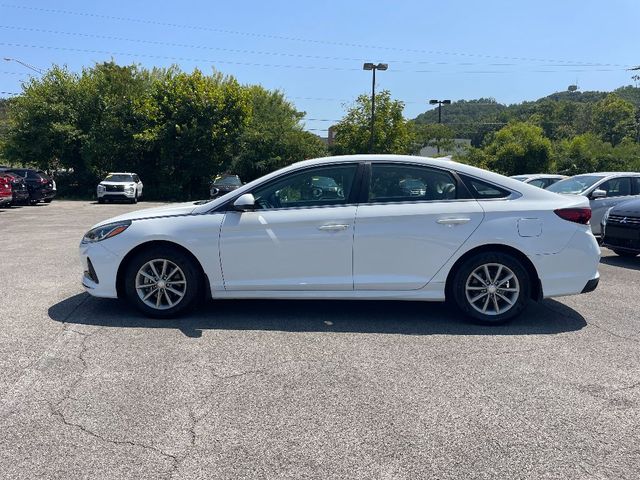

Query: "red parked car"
(0, 173), (13, 207)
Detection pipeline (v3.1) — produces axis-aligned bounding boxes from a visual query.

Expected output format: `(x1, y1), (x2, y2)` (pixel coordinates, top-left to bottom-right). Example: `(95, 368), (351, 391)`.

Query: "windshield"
(213, 175), (242, 186)
(547, 175), (603, 194)
(104, 174), (134, 182)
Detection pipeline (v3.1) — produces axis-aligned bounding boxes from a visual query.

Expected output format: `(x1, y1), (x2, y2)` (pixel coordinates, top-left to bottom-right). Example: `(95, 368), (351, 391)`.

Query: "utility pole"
(363, 62), (388, 153)
(428, 99), (451, 153)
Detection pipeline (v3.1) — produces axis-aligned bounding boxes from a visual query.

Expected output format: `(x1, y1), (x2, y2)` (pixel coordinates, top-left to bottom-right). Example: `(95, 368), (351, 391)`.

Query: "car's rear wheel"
(612, 249), (638, 258)
(124, 247), (200, 318)
(452, 252), (530, 324)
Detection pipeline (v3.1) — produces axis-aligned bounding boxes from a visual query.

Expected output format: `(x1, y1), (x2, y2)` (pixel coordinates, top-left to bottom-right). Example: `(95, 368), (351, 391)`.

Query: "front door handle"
(436, 217), (471, 225)
(318, 224), (350, 231)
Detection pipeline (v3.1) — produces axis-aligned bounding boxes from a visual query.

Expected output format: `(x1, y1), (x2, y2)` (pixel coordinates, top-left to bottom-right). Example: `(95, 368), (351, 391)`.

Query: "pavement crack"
(48, 401), (179, 475)
(612, 380), (640, 393)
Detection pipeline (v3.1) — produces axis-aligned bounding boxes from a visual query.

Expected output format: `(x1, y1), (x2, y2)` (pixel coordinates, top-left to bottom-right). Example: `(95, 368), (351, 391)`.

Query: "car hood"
(93, 202), (199, 227)
(610, 198), (640, 216)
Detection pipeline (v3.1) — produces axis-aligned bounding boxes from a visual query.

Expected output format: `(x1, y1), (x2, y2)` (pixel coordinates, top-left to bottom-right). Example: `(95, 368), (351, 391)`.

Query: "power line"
(0, 25), (627, 70)
(1, 4), (632, 68)
(0, 43), (627, 74)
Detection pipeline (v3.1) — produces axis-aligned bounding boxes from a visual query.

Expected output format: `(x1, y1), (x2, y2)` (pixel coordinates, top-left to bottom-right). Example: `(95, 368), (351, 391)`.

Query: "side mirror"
(233, 193), (255, 212)
(591, 189), (607, 199)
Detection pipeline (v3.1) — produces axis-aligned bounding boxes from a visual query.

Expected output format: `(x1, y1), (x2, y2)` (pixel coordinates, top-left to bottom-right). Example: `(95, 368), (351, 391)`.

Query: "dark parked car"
(210, 174), (243, 198)
(0, 168), (55, 204)
(601, 198), (640, 257)
(301, 175), (344, 200)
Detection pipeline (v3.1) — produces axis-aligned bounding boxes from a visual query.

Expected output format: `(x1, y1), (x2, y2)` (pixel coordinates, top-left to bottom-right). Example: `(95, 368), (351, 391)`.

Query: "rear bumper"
(531, 227), (601, 298)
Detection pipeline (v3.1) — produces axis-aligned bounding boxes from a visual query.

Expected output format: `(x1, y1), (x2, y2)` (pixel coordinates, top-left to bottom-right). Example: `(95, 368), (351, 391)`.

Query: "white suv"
(97, 173), (143, 204)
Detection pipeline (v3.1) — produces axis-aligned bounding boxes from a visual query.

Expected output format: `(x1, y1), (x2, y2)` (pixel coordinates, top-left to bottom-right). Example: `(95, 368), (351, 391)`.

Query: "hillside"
(413, 85), (640, 146)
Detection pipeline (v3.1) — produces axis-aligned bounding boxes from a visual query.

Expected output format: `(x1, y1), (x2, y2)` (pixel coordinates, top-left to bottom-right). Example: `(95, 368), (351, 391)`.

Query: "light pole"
(363, 62), (388, 153)
(3, 57), (44, 74)
(429, 99), (451, 153)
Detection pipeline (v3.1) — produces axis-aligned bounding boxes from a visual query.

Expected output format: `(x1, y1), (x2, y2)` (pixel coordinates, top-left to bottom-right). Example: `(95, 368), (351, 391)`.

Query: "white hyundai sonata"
(79, 155), (600, 324)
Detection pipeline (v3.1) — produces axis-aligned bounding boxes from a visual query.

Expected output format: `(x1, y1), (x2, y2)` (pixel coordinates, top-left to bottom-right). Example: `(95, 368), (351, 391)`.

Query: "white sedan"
(80, 155), (600, 324)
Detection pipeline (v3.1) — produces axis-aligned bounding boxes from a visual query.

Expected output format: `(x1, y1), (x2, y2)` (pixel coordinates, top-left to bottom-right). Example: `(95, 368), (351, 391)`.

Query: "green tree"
(591, 94), (636, 146)
(484, 122), (553, 175)
(134, 69), (250, 199)
(331, 90), (413, 155)
(230, 86), (327, 181)
(410, 122), (454, 155)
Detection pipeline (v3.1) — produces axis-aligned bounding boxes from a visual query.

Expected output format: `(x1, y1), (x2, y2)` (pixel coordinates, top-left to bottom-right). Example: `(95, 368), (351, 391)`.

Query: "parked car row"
(0, 167), (56, 207)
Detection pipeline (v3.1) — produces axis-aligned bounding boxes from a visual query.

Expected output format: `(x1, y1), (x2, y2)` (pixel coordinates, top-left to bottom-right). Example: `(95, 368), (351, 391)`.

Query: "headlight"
(82, 221), (131, 243)
(97, 184), (105, 192)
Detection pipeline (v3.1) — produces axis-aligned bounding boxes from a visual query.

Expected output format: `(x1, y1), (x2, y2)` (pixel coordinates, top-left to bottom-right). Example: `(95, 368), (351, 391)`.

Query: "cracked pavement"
(0, 200), (639, 479)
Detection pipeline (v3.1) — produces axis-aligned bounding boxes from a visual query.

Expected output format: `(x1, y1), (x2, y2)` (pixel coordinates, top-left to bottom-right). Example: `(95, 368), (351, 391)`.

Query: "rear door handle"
(318, 224), (350, 231)
(436, 217), (471, 225)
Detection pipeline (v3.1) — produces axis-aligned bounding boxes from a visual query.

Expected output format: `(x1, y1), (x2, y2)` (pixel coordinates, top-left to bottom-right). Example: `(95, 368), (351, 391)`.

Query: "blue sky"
(1, 0), (639, 135)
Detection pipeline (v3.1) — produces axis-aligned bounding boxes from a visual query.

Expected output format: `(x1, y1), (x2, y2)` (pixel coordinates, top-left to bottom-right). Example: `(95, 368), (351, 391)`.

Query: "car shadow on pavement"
(600, 255), (640, 271)
(49, 293), (586, 338)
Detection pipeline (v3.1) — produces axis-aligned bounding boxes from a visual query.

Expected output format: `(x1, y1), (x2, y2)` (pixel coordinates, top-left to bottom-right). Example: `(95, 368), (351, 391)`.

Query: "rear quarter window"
(461, 175), (512, 199)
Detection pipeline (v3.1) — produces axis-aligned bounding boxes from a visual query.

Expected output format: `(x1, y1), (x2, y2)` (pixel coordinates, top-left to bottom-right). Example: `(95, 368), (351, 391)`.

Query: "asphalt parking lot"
(0, 200), (639, 479)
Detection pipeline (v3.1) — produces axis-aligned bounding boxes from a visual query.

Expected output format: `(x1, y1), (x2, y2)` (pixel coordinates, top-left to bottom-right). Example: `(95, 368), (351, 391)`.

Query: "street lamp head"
(429, 99), (438, 105)
(363, 63), (375, 70)
(442, 100), (452, 104)
(376, 63), (388, 71)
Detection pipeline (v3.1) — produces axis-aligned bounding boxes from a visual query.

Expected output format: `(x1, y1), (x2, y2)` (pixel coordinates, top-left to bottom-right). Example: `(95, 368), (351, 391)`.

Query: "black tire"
(124, 246), (201, 318)
(97, 198), (105, 204)
(612, 249), (639, 258)
(451, 252), (530, 325)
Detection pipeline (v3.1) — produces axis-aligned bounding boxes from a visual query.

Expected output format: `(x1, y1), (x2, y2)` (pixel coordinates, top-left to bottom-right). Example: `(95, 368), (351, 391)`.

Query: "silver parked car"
(547, 172), (640, 236)
(510, 174), (567, 189)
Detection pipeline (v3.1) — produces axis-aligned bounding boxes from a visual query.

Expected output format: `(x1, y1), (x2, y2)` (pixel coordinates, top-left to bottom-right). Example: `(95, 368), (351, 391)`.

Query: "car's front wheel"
(452, 252), (530, 324)
(124, 247), (200, 318)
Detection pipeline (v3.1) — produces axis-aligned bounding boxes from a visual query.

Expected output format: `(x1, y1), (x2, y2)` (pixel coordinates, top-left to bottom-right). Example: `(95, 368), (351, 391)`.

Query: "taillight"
(40, 177), (48, 184)
(554, 207), (591, 224)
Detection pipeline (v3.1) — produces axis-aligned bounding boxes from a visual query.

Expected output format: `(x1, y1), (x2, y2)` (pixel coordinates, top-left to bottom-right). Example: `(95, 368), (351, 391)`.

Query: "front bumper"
(98, 191), (136, 200)
(79, 241), (120, 298)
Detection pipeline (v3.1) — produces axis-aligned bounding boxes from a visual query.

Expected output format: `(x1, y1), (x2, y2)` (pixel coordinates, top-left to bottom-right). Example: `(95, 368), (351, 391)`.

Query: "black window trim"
(213, 161), (366, 213)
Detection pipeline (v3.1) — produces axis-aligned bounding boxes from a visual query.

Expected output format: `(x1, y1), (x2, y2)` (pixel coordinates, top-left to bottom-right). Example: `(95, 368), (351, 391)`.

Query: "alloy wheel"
(464, 263), (520, 316)
(135, 259), (187, 310)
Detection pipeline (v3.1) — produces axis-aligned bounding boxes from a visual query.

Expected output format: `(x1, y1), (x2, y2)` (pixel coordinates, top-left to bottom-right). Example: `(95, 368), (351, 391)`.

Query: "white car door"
(353, 163), (484, 290)
(220, 163), (360, 291)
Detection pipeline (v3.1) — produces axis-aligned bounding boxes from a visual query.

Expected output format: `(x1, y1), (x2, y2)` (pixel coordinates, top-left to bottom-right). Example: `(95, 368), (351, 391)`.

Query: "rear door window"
(368, 164), (458, 203)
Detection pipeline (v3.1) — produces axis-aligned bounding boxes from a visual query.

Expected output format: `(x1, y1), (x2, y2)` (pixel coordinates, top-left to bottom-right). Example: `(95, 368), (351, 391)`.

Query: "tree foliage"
(331, 90), (413, 155)
(1, 62), (326, 200)
(230, 86), (327, 181)
(483, 122), (553, 175)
